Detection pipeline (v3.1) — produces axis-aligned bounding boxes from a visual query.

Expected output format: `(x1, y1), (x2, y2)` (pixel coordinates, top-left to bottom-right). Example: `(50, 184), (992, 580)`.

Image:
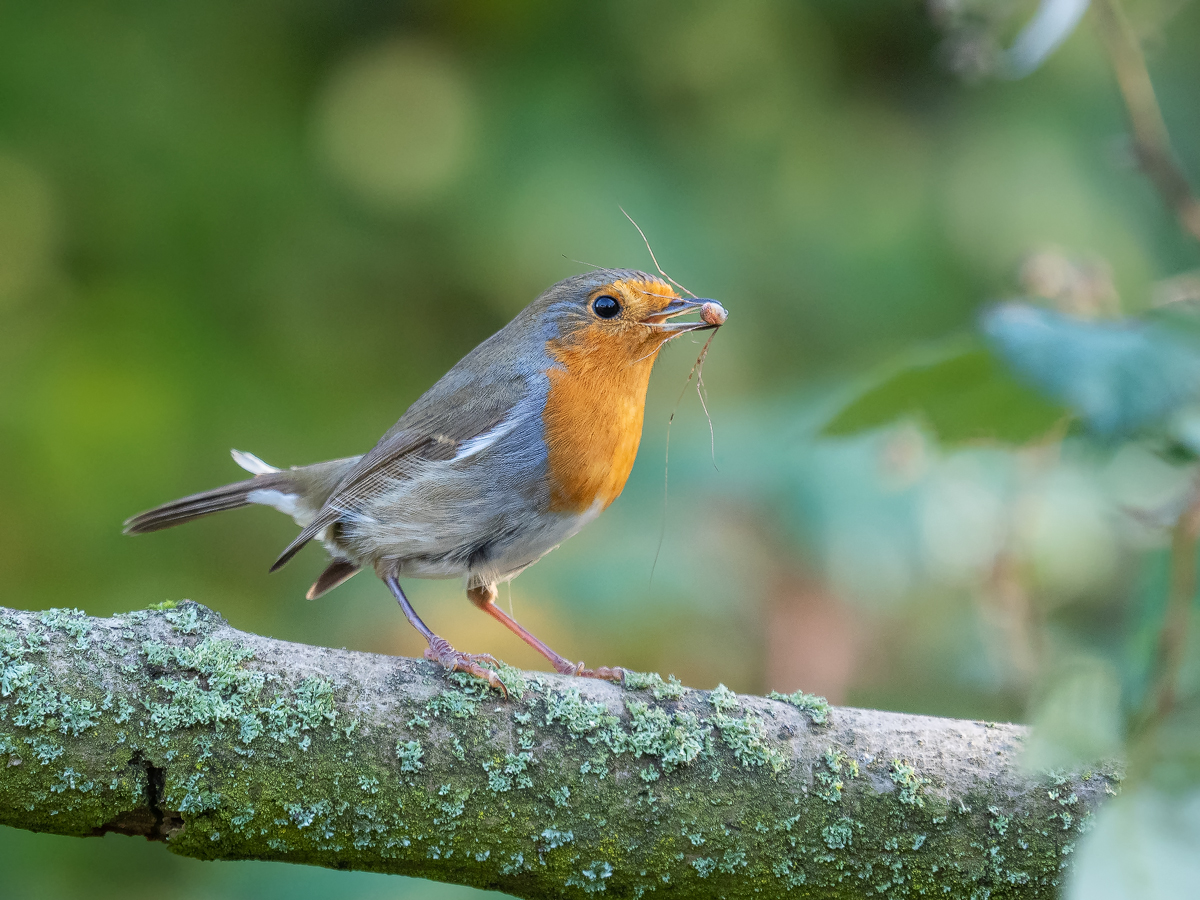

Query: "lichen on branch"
(1, 601), (1115, 898)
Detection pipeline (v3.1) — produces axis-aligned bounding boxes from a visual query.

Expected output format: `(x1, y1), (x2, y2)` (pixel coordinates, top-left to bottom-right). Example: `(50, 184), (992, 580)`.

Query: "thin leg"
(468, 583), (624, 682)
(384, 573), (505, 695)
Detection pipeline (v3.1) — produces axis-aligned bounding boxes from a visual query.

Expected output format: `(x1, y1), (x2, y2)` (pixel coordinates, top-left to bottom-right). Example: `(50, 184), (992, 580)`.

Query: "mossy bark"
(1, 601), (1115, 898)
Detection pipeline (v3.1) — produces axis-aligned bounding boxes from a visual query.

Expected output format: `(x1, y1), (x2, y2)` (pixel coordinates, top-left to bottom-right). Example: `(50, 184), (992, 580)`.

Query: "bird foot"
(424, 637), (507, 697)
(555, 659), (625, 682)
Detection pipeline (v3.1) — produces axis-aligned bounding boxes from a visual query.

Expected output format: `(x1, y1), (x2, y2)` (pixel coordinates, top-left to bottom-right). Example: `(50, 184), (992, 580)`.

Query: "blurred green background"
(3, 1), (1200, 897)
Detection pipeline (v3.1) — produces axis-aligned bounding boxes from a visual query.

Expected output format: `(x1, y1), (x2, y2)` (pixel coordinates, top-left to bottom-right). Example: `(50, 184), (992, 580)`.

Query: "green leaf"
(983, 302), (1200, 438)
(822, 338), (1069, 446)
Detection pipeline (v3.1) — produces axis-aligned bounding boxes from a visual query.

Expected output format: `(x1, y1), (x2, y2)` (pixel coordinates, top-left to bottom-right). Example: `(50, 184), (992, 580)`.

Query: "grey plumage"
(123, 269), (665, 598)
(124, 267), (725, 688)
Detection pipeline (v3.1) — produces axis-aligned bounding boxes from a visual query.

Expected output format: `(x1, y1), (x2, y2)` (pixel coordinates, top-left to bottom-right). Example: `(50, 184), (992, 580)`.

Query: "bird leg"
(384, 573), (506, 695)
(467, 583), (624, 681)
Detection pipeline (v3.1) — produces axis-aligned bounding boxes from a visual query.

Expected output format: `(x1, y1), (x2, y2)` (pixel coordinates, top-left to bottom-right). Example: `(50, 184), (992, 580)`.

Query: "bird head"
(537, 269), (725, 369)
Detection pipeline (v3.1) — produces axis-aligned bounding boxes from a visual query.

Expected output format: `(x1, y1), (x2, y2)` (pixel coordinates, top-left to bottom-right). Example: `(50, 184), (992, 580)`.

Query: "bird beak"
(644, 298), (727, 334)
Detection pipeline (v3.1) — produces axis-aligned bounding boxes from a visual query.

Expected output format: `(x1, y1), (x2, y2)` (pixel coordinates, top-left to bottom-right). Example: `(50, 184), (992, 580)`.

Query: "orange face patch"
(604, 278), (679, 322)
(541, 279), (678, 514)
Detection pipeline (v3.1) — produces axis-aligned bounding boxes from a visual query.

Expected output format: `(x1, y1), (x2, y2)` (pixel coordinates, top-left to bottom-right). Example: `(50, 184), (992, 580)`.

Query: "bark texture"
(0, 601), (1115, 898)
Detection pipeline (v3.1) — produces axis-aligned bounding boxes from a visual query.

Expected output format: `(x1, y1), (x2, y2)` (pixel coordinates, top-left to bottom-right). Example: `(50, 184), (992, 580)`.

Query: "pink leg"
(384, 573), (506, 696)
(468, 584), (624, 681)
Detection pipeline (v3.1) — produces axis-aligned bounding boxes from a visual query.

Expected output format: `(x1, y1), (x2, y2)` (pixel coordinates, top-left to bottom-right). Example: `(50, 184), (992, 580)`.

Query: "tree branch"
(1093, 0), (1200, 244)
(1, 601), (1115, 898)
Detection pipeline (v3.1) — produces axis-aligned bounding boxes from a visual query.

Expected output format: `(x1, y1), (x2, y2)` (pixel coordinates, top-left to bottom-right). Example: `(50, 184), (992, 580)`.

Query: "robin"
(124, 269), (727, 692)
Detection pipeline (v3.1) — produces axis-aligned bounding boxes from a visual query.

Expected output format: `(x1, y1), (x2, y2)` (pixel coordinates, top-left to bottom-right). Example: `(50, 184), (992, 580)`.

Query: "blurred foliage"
(1069, 787), (1200, 899)
(984, 301), (1200, 438)
(3, 0), (1200, 897)
(821, 339), (1068, 445)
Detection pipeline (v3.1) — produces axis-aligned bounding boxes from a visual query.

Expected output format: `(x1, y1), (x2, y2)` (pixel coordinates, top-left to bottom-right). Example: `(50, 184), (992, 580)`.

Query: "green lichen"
(395, 740), (424, 773)
(141, 637), (262, 732)
(695, 684), (788, 773)
(55, 697), (99, 736)
(767, 688), (831, 726)
(164, 605), (203, 634)
(543, 686), (621, 743)
(540, 827), (573, 848)
(538, 682), (784, 783)
(581, 759), (600, 782)
(691, 856), (717, 877)
(291, 677), (338, 730)
(709, 710), (786, 774)
(622, 670), (688, 701)
(989, 805), (1011, 836)
(515, 727), (535, 750)
(1, 625), (100, 736)
(26, 737), (64, 764)
(891, 758), (927, 807)
(815, 747), (858, 803)
(565, 860), (613, 893)
(425, 685), (482, 720)
(1046, 780), (1081, 831)
(821, 818), (854, 850)
(718, 849), (747, 873)
(483, 752), (534, 792)
(771, 857), (808, 888)
(623, 699), (708, 772)
(707, 683), (739, 712)
(38, 609), (92, 651)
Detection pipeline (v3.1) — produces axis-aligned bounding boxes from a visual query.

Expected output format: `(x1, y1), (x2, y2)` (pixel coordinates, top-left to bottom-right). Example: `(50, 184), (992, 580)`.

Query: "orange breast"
(542, 326), (657, 514)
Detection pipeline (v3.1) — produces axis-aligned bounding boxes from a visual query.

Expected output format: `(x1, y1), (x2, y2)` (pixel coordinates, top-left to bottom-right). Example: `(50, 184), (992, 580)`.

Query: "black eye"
(592, 295), (621, 319)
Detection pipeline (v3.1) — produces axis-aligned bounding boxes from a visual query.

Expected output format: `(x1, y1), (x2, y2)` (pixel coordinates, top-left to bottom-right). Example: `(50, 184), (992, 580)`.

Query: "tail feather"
(269, 515), (331, 572)
(123, 472), (291, 534)
(125, 452), (361, 572)
(306, 559), (360, 599)
(231, 449), (280, 475)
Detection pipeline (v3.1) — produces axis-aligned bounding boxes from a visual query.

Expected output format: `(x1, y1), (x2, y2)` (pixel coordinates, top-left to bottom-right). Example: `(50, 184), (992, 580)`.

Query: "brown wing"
(269, 371), (529, 572)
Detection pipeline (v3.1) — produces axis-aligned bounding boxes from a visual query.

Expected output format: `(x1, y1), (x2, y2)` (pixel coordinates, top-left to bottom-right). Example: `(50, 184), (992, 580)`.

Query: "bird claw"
(556, 659), (625, 682)
(585, 665), (626, 682)
(424, 640), (507, 698)
(464, 651), (502, 668)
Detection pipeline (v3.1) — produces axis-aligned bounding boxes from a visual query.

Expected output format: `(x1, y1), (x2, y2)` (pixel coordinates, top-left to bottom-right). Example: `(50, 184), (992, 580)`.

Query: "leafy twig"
(1150, 476), (1200, 722)
(1092, 0), (1200, 243)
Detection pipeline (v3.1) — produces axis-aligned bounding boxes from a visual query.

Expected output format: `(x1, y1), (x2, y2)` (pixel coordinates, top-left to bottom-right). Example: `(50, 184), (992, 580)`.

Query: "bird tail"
(125, 448), (362, 593)
(122, 450), (296, 535)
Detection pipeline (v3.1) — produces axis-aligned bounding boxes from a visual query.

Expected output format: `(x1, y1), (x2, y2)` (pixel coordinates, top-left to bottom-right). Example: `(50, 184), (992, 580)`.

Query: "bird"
(124, 269), (727, 692)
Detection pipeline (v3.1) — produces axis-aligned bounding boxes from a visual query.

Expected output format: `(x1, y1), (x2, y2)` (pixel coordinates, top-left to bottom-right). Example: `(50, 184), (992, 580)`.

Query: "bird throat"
(542, 326), (657, 514)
